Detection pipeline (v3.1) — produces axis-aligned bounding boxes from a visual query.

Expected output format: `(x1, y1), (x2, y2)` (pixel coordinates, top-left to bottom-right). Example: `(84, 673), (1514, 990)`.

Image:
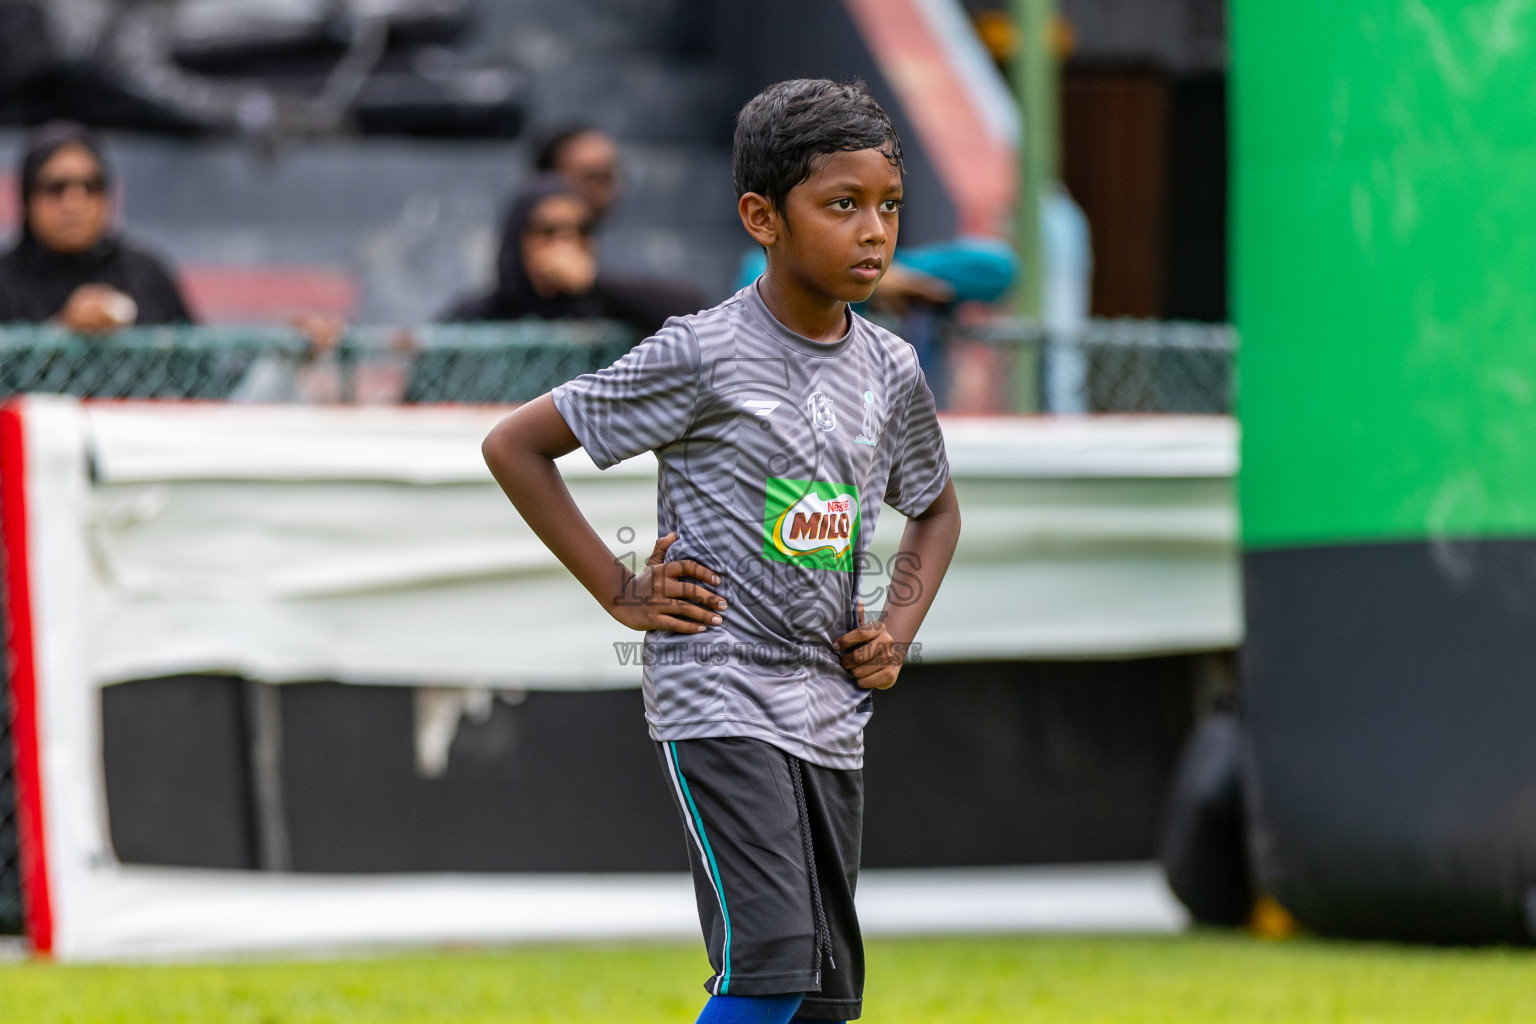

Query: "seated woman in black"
(0, 122), (192, 331)
(442, 175), (693, 335)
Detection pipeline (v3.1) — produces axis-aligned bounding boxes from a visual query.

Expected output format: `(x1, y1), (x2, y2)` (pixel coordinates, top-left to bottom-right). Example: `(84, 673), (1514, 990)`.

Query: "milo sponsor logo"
(762, 476), (860, 572)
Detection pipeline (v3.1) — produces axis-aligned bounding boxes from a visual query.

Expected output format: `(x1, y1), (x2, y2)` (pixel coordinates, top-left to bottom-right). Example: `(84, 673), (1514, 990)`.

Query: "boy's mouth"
(852, 258), (883, 282)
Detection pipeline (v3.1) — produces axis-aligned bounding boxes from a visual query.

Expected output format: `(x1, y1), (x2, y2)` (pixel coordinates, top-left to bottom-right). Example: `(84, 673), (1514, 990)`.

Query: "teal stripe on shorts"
(668, 741), (733, 993)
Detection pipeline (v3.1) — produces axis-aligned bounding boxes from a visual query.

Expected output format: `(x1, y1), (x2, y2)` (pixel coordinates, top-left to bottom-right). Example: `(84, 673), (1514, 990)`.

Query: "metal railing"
(941, 317), (1236, 415)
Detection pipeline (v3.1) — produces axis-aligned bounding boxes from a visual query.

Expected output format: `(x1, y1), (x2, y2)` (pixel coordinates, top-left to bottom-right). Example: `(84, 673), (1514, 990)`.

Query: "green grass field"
(3, 933), (1535, 1023)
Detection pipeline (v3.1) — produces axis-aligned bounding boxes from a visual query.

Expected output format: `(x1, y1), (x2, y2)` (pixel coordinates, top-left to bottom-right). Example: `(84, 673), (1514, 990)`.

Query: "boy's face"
(754, 147), (903, 306)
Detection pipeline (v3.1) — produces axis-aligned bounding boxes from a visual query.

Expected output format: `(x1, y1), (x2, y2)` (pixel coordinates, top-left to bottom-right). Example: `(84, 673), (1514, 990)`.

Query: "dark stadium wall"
(100, 659), (1196, 874)
(1236, 0), (1536, 941)
(708, 0), (960, 247)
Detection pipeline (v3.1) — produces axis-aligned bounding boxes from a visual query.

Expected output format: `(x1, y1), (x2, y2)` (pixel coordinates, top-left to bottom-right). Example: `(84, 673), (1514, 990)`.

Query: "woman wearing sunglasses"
(0, 121), (192, 332)
(442, 174), (696, 335)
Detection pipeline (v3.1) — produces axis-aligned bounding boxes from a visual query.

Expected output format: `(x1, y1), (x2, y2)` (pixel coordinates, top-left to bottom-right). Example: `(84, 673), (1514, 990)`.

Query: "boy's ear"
(738, 192), (780, 248)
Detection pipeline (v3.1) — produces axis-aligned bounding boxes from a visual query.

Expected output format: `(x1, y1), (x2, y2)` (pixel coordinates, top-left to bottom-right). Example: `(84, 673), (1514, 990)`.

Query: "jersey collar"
(743, 278), (856, 359)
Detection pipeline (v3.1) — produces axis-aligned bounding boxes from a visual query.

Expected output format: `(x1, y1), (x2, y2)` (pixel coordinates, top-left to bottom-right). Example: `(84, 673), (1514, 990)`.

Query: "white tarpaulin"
(81, 403), (1239, 688)
(1, 397), (1229, 958)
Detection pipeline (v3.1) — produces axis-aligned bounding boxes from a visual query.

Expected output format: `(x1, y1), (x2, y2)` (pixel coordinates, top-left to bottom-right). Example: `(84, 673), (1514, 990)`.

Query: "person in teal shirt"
(732, 235), (1017, 309)
(735, 235), (1017, 407)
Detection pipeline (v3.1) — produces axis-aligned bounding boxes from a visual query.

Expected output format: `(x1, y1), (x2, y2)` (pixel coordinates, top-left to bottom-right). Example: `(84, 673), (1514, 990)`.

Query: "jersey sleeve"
(550, 319), (701, 470)
(884, 362), (951, 517)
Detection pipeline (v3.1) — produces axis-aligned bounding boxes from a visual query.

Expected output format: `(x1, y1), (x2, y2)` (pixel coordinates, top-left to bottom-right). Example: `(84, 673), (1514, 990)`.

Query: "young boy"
(482, 79), (962, 1023)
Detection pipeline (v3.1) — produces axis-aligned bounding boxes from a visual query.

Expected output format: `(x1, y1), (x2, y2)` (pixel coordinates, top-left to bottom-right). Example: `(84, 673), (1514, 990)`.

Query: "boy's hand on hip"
(834, 604), (906, 690)
(612, 532), (727, 634)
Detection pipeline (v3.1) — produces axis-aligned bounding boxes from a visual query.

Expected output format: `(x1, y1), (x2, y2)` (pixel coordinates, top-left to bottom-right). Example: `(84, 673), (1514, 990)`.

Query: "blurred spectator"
(443, 174), (691, 335)
(444, 175), (604, 322)
(535, 124), (621, 223)
(0, 122), (192, 331)
(528, 123), (704, 329)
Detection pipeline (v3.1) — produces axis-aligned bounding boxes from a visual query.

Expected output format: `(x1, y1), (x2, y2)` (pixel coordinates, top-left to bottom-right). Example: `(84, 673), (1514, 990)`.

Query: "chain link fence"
(945, 317), (1236, 415)
(0, 318), (1235, 413)
(0, 315), (1233, 935)
(0, 321), (638, 406)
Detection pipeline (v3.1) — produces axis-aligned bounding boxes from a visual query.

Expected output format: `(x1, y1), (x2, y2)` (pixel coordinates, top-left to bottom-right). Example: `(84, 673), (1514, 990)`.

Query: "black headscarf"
(440, 173), (704, 333)
(0, 121), (192, 325)
(488, 174), (606, 321)
(18, 122), (114, 228)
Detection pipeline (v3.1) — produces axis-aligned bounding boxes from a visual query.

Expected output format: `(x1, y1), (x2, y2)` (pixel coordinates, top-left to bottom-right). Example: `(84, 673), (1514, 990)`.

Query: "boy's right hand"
(612, 532), (727, 634)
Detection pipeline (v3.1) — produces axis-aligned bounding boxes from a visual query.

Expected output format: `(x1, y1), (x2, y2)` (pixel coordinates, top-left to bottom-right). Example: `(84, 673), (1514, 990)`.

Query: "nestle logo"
(761, 476), (860, 572)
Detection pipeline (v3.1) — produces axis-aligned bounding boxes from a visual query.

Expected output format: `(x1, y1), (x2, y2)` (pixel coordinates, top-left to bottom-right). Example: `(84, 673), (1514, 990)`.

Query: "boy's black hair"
(533, 123), (599, 171)
(733, 79), (903, 214)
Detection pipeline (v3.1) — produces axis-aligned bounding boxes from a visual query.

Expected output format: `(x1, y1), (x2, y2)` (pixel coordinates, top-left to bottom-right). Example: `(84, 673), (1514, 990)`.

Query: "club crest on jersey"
(855, 389), (881, 447)
(807, 392), (837, 432)
(762, 476), (860, 572)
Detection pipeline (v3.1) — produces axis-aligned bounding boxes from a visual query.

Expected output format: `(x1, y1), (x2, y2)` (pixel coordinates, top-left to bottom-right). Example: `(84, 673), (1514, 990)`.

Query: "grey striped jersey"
(552, 282), (949, 769)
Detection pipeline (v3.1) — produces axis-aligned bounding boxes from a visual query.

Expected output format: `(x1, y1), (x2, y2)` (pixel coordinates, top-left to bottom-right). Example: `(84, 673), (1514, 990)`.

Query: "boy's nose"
(858, 211), (887, 245)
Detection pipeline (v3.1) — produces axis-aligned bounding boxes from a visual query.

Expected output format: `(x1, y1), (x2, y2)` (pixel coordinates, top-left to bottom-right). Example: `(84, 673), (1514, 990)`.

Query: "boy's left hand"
(833, 604), (907, 690)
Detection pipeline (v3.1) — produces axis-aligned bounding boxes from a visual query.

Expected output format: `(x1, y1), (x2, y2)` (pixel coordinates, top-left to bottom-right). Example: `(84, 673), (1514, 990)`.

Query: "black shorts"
(657, 736), (865, 1021)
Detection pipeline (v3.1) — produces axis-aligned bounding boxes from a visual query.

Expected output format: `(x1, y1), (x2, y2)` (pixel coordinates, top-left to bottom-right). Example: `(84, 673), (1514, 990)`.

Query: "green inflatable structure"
(1237, 0), (1536, 941)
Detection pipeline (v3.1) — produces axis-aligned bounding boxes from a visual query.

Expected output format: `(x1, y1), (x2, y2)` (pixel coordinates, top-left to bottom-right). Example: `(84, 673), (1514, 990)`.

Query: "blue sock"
(695, 993), (805, 1024)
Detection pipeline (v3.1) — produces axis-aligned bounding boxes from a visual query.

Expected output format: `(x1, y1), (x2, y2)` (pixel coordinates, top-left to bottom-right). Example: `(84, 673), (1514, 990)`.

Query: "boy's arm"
(834, 478), (961, 689)
(482, 394), (726, 633)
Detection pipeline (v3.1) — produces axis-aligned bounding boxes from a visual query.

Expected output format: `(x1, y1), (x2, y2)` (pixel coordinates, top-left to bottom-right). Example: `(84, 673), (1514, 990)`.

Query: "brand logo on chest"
(761, 476), (860, 573)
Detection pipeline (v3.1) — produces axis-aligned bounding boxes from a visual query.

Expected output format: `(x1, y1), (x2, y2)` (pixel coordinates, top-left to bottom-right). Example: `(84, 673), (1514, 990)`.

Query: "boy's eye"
(831, 198), (855, 211)
(880, 199), (902, 212)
